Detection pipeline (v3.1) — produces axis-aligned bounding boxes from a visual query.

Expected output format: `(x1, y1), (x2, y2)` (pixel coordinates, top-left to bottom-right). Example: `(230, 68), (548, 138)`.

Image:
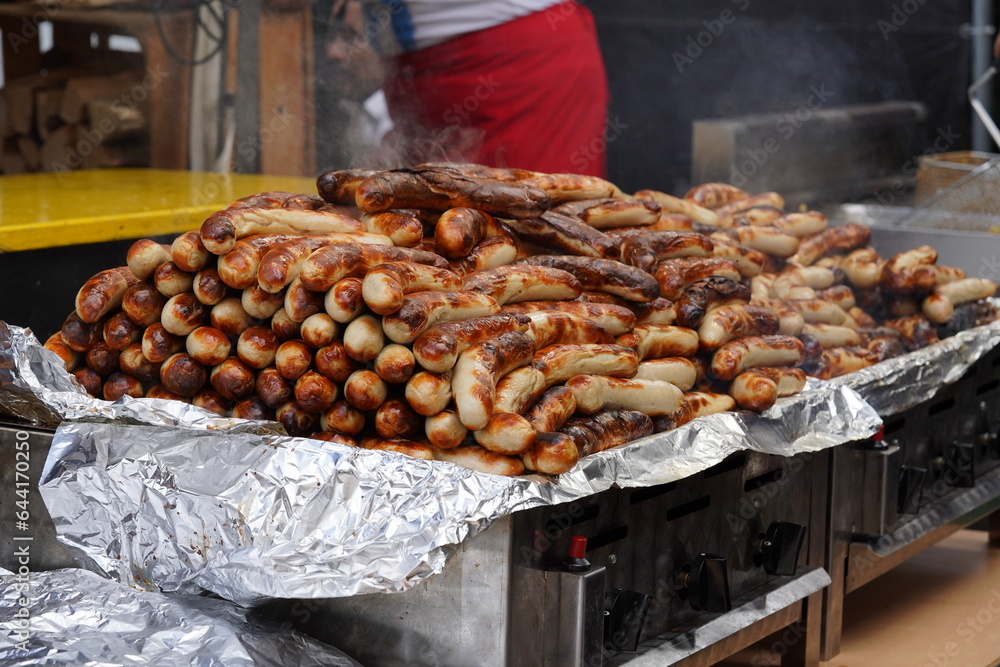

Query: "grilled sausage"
(462, 265), (582, 305)
(501, 301), (635, 336)
(191, 390), (229, 415)
(616, 324), (699, 360)
(412, 312), (531, 373)
(790, 223), (871, 266)
(209, 356), (256, 401)
(922, 278), (998, 324)
(342, 314), (385, 363)
(432, 444), (525, 476)
(277, 400), (319, 436)
(153, 262), (195, 298)
(141, 323), (183, 363)
(473, 412), (538, 455)
(729, 367), (806, 411)
(750, 297), (805, 336)
(103, 372), (145, 401)
(710, 335), (805, 381)
(514, 255), (659, 302)
(561, 409), (655, 455)
(171, 231), (210, 273)
(119, 343), (160, 384)
(373, 344), (416, 384)
(236, 325), (280, 369)
(210, 296), (256, 336)
(383, 291), (500, 344)
(770, 211), (828, 237)
(433, 208), (511, 258)
(452, 332), (536, 429)
(300, 244), (448, 292)
(256, 232), (392, 294)
(634, 189), (723, 227)
(521, 172), (623, 204)
(344, 369), (389, 411)
(199, 206), (365, 255)
(300, 313), (338, 348)
(524, 311), (614, 349)
(524, 386), (577, 434)
(75, 266), (140, 323)
(271, 305), (304, 342)
(532, 344), (638, 389)
(684, 183), (748, 210)
(633, 357), (698, 390)
(362, 262), (463, 315)
(320, 400), (366, 435)
(785, 298), (848, 325)
(449, 234), (526, 276)
(185, 326), (231, 366)
(102, 312), (141, 351)
(373, 398), (422, 439)
(355, 168), (549, 218)
(161, 293), (207, 336)
(160, 353), (207, 397)
(193, 268), (228, 306)
(405, 370), (453, 416)
(630, 298), (678, 326)
(697, 305), (781, 351)
(241, 285), (285, 320)
(494, 367), (547, 414)
(565, 375), (684, 416)
(504, 211), (620, 259)
(120, 283), (166, 328)
(274, 339), (313, 380)
(217, 234), (297, 289)
(324, 277), (367, 323)
(126, 239), (172, 280)
(674, 276), (752, 328)
(85, 341), (119, 376)
(655, 257), (742, 301)
(554, 197), (660, 228)
(294, 370), (339, 413)
(256, 366), (294, 408)
(425, 410), (468, 449)
(317, 168), (383, 204)
(315, 341), (363, 382)
(360, 211), (423, 247)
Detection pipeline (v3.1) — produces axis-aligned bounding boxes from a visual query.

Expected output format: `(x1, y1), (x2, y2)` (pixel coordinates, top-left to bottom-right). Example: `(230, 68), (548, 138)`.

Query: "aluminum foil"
(832, 315), (1000, 416)
(0, 567), (362, 666)
(0, 322), (283, 435)
(39, 375), (879, 605)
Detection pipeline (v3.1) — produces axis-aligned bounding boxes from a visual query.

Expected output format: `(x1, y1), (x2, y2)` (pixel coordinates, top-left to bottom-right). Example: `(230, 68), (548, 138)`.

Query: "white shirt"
(378, 0), (564, 51)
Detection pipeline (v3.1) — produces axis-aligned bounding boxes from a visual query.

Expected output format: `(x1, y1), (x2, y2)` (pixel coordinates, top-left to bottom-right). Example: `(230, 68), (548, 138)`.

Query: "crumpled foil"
(39, 376), (879, 605)
(832, 316), (1000, 416)
(0, 567), (362, 666)
(0, 322), (283, 435)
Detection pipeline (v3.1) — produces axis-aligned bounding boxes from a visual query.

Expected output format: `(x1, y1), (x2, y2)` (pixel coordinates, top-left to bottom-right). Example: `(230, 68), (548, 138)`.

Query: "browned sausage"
(521, 432), (580, 475)
(360, 211), (423, 247)
(555, 197), (660, 228)
(256, 232), (392, 294)
(374, 344), (416, 383)
(354, 168), (549, 218)
(432, 444), (525, 476)
(276, 400), (319, 436)
(236, 325), (280, 369)
(192, 268), (228, 306)
(255, 366), (294, 408)
(185, 326), (231, 366)
(790, 223), (871, 266)
(473, 412), (537, 455)
(515, 255), (659, 303)
(525, 385), (577, 434)
(209, 356), (256, 401)
(383, 291), (500, 344)
(269, 308), (300, 342)
(451, 332), (536, 430)
(619, 231), (714, 272)
(565, 376), (684, 416)
(102, 312), (141, 351)
(141, 323), (183, 363)
(674, 276), (752, 328)
(76, 267), (140, 323)
(411, 312), (532, 373)
(127, 239), (172, 280)
(684, 183), (749, 210)
(560, 409), (654, 456)
(317, 168), (383, 204)
(533, 343), (639, 387)
(493, 367), (547, 414)
(85, 341), (119, 376)
(434, 208), (511, 258)
(231, 396), (274, 421)
(315, 341), (363, 383)
(299, 313), (338, 348)
(161, 293), (207, 336)
(697, 305), (781, 351)
(160, 353), (208, 397)
(362, 262), (464, 315)
(60, 311), (103, 352)
(344, 369), (389, 411)
(655, 257), (742, 301)
(153, 262), (194, 298)
(284, 278), (325, 323)
(343, 314), (386, 362)
(501, 301), (636, 336)
(374, 398), (423, 439)
(191, 390), (230, 416)
(708, 237), (770, 277)
(217, 234), (297, 289)
(71, 367), (102, 396)
(318, 400), (364, 435)
(449, 234), (526, 276)
(210, 296), (256, 337)
(524, 311), (614, 349)
(710, 335), (805, 381)
(273, 339), (313, 380)
(630, 297), (678, 326)
(504, 211), (620, 259)
(294, 370), (339, 413)
(119, 343), (160, 384)
(425, 410), (468, 449)
(121, 283), (166, 328)
(404, 370), (453, 416)
(241, 285), (285, 320)
(171, 231), (210, 273)
(103, 372), (144, 401)
(300, 244), (448, 292)
(616, 324), (700, 360)
(324, 277), (367, 323)
(199, 206), (365, 255)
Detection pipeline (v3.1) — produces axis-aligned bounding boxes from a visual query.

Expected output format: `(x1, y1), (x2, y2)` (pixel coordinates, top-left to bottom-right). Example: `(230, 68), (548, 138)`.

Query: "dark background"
(585, 0), (985, 194)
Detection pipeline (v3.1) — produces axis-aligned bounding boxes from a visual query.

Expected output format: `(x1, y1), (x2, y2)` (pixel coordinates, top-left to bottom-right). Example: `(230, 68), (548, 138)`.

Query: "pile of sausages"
(42, 164), (999, 477)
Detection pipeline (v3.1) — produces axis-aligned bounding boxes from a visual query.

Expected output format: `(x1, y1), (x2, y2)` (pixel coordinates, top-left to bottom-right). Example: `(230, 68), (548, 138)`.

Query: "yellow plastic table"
(0, 169), (318, 252)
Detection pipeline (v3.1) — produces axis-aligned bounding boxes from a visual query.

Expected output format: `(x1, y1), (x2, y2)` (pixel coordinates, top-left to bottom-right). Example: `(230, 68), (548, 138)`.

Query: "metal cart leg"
(820, 449), (847, 661)
(989, 508), (1000, 547)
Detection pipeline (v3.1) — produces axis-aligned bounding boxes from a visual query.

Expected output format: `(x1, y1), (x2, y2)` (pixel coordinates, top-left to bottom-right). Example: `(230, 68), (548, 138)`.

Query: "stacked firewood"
(42, 164), (998, 476)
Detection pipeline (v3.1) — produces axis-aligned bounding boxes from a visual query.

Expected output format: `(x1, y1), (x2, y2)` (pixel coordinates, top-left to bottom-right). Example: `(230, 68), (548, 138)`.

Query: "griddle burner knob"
(681, 553), (731, 613)
(897, 465), (927, 515)
(604, 589), (651, 653)
(758, 521), (807, 576)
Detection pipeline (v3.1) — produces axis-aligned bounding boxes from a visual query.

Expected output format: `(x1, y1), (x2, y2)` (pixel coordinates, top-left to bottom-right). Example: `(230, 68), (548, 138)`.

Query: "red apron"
(380, 1), (610, 177)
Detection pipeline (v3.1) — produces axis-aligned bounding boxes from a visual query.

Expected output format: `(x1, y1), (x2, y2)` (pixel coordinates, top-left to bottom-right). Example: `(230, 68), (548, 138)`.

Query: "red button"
(569, 535), (587, 559)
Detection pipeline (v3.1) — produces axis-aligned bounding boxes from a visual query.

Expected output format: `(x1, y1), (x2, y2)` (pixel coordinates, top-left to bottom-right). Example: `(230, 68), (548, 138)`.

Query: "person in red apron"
(375, 0), (611, 177)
